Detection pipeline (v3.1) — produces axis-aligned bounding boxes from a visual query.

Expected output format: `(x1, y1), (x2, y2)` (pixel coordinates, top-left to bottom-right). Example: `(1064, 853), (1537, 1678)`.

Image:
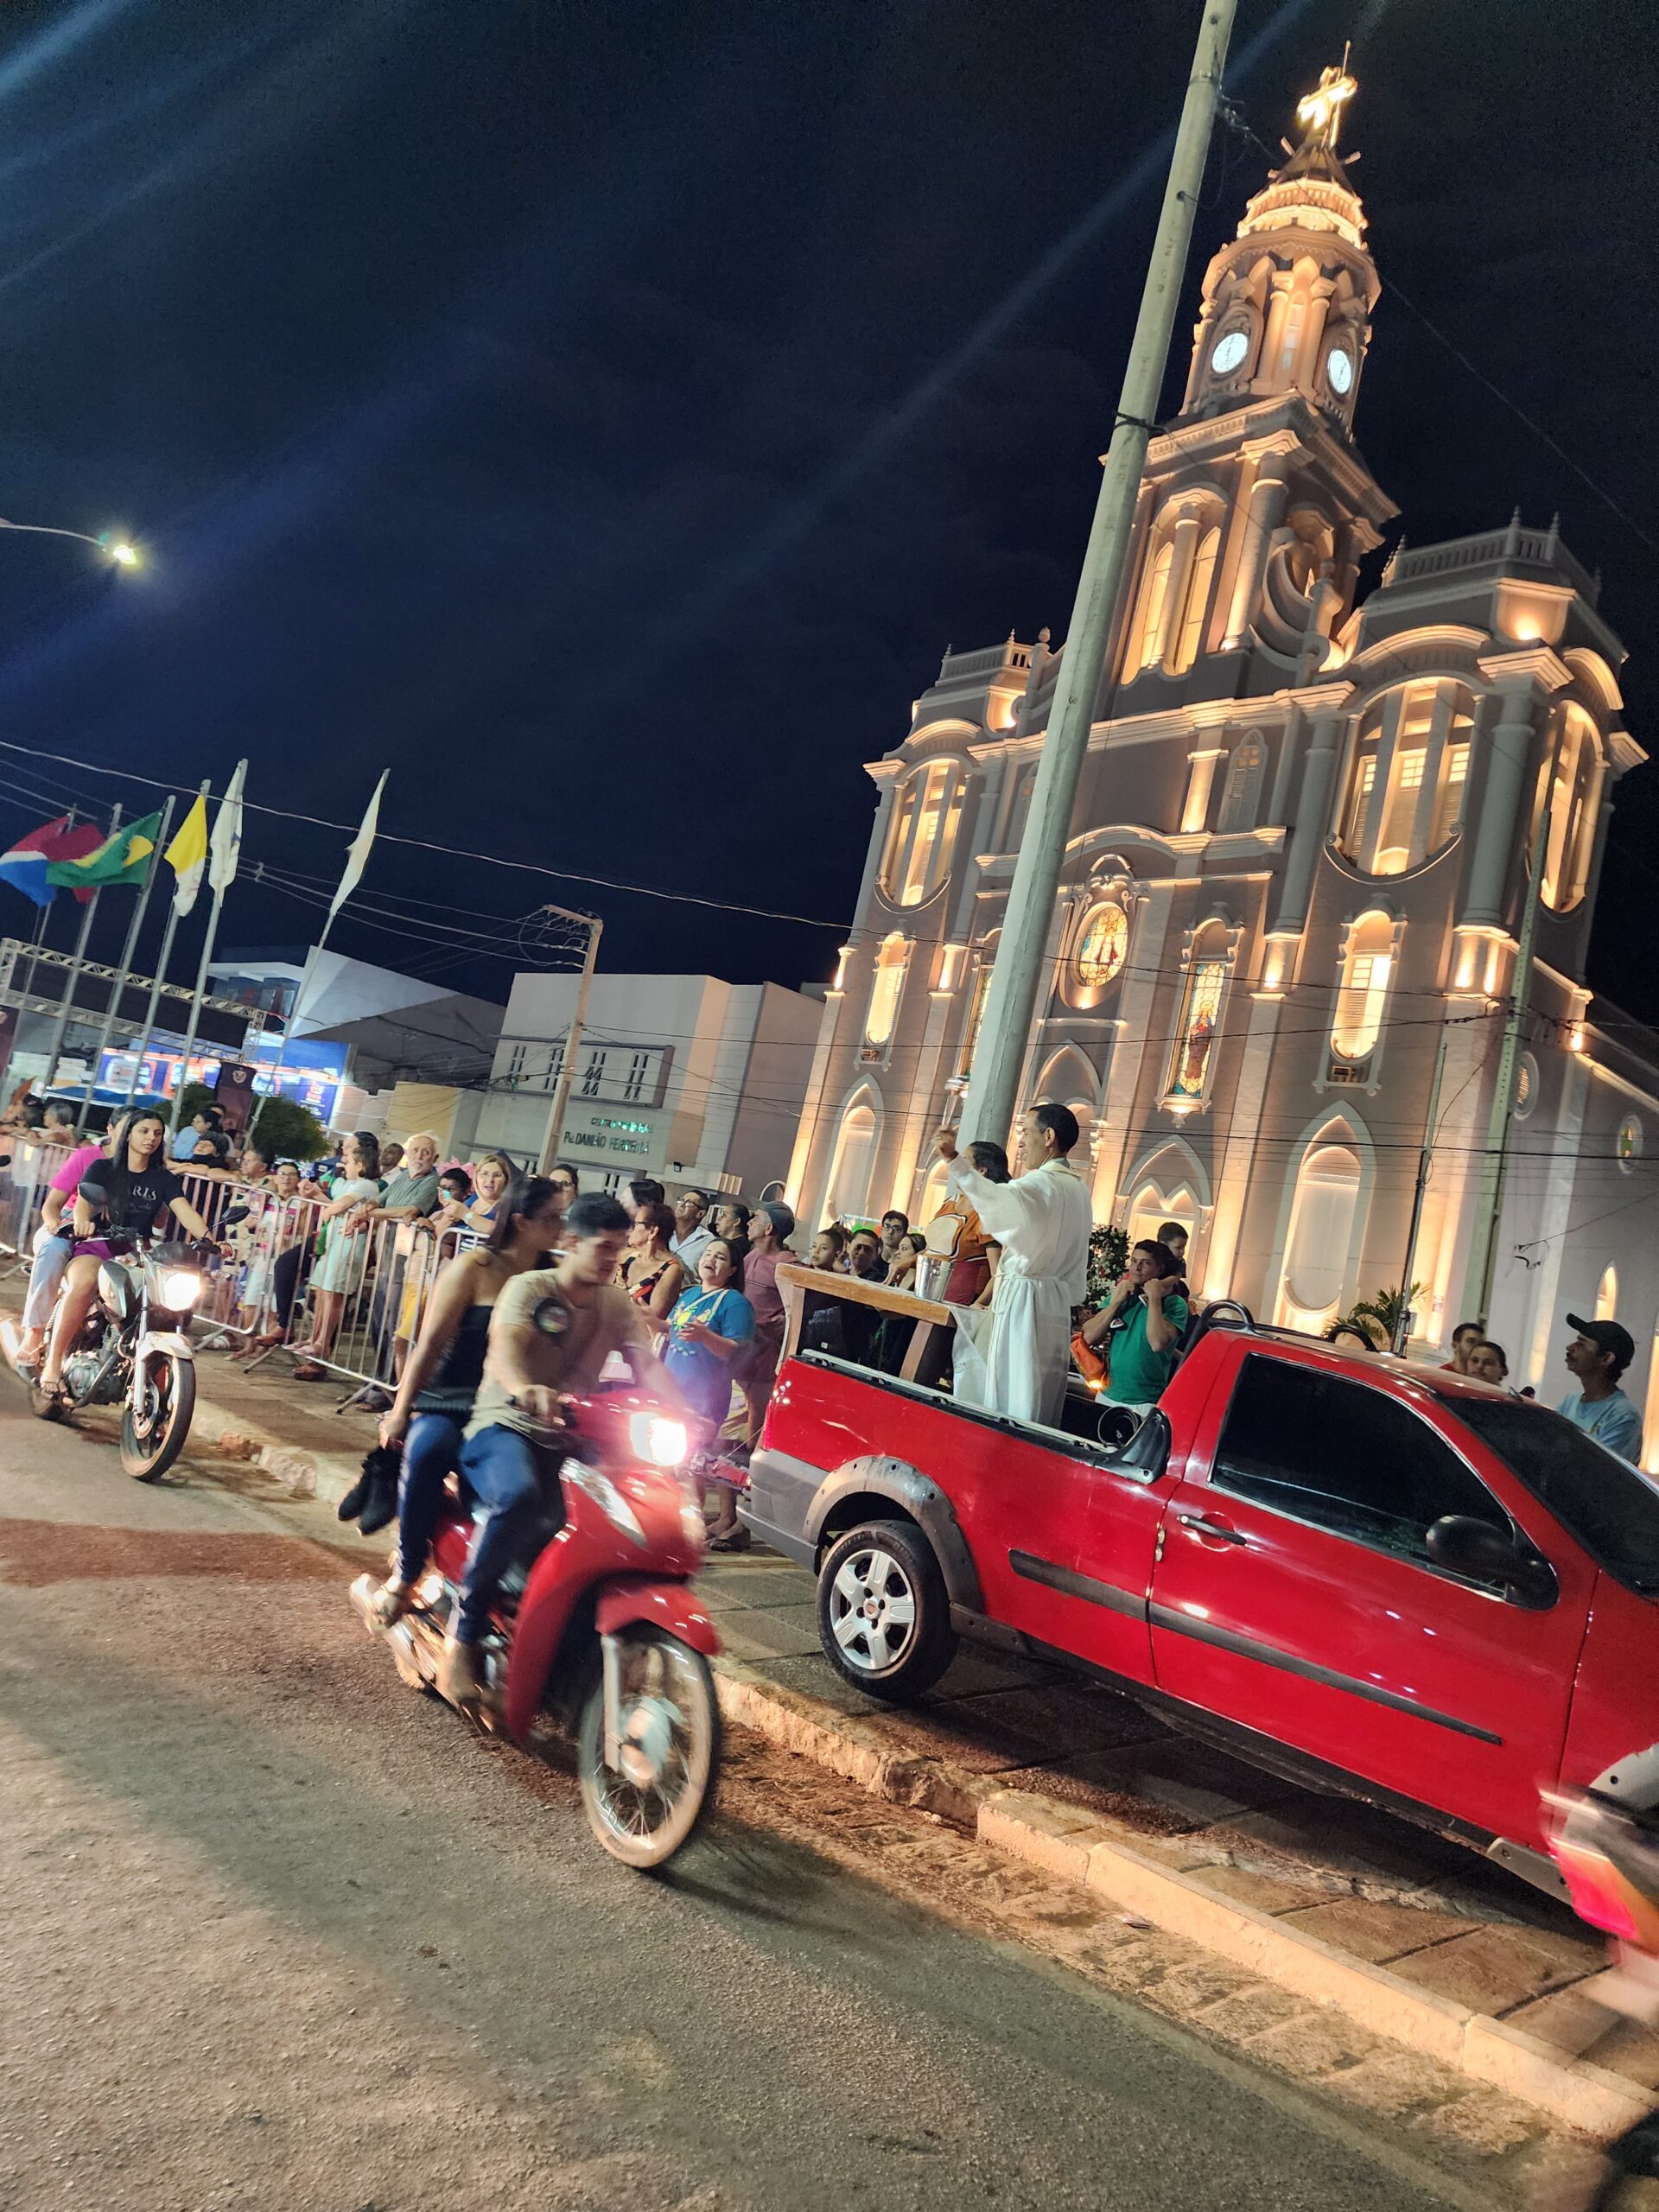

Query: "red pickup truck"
(742, 1268), (1659, 1895)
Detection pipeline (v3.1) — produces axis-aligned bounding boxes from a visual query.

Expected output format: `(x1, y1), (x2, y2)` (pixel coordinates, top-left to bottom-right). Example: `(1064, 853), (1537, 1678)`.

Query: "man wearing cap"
(1558, 1315), (1643, 1463)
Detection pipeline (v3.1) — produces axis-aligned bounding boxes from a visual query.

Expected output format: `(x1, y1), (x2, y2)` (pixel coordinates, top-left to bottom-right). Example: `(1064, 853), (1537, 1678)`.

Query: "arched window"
(954, 936), (997, 1081)
(880, 760), (966, 907)
(1596, 1265), (1618, 1322)
(861, 933), (909, 1058)
(1535, 702), (1605, 912)
(1337, 682), (1476, 876)
(1217, 734), (1267, 833)
(1066, 899), (1130, 1007)
(1127, 1182), (1199, 1255)
(1166, 921), (1233, 1107)
(1132, 540), (1175, 673)
(1328, 911), (1396, 1084)
(825, 1099), (877, 1225)
(1170, 525), (1221, 676)
(1278, 1134), (1362, 1328)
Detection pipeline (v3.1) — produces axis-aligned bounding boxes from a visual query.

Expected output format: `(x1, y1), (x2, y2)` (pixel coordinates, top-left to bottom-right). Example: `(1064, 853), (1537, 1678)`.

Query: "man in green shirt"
(1080, 1240), (1189, 1413)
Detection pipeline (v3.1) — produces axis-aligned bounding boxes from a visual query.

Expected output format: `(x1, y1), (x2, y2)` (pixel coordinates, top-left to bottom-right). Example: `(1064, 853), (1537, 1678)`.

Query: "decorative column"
(1271, 712), (1342, 934)
(1461, 683), (1539, 927)
(1180, 745), (1226, 835)
(1221, 460), (1289, 648)
(1203, 988), (1285, 1301)
(1408, 684), (1457, 864)
(784, 988), (848, 1220)
(1358, 690), (1408, 874)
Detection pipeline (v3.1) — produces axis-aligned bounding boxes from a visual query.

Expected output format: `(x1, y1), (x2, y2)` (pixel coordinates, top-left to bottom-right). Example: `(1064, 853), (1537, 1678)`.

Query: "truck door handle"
(1178, 1513), (1248, 1548)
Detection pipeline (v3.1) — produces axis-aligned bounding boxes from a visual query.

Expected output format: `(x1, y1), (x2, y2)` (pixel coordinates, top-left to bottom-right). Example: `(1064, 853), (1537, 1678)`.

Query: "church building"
(785, 67), (1656, 1430)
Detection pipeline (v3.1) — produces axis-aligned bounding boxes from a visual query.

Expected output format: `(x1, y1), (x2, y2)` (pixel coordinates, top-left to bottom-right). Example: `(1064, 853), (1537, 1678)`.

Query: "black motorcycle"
(32, 1237), (207, 1480)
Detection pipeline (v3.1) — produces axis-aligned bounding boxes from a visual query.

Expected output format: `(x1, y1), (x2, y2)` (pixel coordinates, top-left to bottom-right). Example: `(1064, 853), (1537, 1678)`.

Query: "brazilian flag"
(46, 810), (165, 893)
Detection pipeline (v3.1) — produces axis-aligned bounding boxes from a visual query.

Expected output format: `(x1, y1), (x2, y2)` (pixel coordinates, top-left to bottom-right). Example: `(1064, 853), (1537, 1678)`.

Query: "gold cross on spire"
(1295, 55), (1357, 152)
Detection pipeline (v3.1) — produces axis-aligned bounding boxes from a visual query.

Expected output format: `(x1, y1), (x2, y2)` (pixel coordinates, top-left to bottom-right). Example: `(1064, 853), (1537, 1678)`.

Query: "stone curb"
(712, 1659), (1650, 2140)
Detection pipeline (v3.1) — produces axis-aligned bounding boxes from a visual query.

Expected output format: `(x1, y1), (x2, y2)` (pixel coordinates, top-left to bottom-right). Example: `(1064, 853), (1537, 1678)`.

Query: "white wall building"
(473, 971), (823, 1196)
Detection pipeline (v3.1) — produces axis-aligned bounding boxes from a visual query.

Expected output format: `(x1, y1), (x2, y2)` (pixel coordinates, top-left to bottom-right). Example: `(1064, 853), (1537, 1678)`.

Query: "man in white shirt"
(933, 1104), (1092, 1427)
(671, 1189), (714, 1276)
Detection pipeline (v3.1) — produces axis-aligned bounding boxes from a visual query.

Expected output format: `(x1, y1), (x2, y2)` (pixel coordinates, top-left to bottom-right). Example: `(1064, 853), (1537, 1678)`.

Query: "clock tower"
(1179, 60), (1376, 430)
(1114, 64), (1394, 699)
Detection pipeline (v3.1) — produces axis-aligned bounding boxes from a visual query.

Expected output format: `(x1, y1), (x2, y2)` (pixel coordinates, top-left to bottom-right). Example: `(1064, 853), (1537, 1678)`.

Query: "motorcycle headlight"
(563, 1462), (647, 1547)
(628, 1413), (689, 1469)
(158, 1268), (203, 1310)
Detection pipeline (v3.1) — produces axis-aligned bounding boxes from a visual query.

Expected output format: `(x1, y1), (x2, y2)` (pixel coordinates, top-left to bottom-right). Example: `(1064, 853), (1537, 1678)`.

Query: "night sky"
(0, 0), (1655, 1022)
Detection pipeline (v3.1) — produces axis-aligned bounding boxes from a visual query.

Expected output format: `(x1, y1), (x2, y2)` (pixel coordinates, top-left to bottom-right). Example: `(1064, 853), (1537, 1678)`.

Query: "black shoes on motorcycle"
(339, 1442), (401, 1535)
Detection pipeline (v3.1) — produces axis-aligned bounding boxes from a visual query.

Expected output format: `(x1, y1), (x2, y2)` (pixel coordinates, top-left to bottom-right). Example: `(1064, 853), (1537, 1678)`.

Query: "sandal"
(291, 1360), (327, 1382)
(708, 1525), (752, 1553)
(369, 1577), (416, 1629)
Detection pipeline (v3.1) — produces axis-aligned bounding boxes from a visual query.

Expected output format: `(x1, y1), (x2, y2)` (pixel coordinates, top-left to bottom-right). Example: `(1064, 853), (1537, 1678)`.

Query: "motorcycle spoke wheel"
(576, 1629), (719, 1871)
(120, 1354), (196, 1482)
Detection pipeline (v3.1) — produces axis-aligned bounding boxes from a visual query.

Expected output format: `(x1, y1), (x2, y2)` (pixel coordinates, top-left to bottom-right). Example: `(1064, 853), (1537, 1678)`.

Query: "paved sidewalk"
(24, 1322), (1659, 2132)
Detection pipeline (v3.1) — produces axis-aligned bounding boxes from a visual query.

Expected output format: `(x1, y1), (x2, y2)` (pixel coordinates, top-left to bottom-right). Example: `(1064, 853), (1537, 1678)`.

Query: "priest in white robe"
(934, 1104), (1092, 1427)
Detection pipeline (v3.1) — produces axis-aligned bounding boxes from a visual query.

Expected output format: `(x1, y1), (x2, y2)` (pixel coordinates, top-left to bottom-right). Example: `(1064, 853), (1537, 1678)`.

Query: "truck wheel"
(817, 1519), (956, 1703)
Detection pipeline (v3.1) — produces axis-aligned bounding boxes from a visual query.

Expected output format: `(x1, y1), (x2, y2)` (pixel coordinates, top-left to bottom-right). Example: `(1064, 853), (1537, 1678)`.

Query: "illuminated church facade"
(784, 68), (1656, 1421)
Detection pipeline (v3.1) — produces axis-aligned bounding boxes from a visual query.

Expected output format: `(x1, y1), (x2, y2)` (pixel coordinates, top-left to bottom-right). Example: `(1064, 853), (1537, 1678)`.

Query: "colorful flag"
(45, 810), (164, 895)
(166, 797), (209, 916)
(325, 770), (387, 928)
(208, 760), (245, 893)
(0, 815), (105, 907)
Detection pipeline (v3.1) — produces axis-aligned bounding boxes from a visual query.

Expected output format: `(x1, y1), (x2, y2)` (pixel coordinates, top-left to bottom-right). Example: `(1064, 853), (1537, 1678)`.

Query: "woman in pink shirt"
(12, 1135), (108, 1367)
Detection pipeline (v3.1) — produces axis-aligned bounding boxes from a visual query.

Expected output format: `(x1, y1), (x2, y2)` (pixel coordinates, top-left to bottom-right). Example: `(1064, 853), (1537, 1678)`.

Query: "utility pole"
(1463, 809), (1549, 1320)
(1393, 1031), (1448, 1354)
(958, 0), (1236, 1147)
(40, 804), (120, 1096)
(538, 913), (601, 1175)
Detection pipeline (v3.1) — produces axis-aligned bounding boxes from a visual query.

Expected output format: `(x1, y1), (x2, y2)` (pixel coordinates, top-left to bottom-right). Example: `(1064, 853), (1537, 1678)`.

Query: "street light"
(0, 518), (143, 569)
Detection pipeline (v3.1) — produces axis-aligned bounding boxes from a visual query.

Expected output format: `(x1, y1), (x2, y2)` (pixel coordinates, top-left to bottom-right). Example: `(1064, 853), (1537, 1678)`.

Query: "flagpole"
(40, 804), (120, 1096)
(248, 769), (386, 1143)
(123, 779), (211, 1113)
(170, 760), (245, 1131)
(74, 794), (175, 1130)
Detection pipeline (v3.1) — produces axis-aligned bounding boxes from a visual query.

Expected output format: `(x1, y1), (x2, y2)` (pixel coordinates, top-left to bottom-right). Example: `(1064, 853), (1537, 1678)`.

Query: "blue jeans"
(453, 1424), (560, 1645)
(395, 1412), (465, 1586)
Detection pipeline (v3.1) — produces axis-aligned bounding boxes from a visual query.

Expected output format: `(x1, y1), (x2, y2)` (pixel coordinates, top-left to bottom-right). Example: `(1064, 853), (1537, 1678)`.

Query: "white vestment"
(944, 1155), (1091, 1427)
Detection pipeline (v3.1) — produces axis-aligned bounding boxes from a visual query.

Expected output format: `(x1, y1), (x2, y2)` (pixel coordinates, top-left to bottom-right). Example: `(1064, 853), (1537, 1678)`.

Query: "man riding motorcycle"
(35, 1109), (213, 1410)
(435, 1190), (689, 1709)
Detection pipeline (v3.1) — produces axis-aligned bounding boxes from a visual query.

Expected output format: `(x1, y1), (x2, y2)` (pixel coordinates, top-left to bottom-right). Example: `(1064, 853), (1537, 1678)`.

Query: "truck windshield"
(1452, 1395), (1659, 1597)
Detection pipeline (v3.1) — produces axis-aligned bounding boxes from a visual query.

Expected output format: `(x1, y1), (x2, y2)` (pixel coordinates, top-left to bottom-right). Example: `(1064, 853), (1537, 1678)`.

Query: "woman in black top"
(368, 1172), (567, 1626)
(38, 1109), (213, 1399)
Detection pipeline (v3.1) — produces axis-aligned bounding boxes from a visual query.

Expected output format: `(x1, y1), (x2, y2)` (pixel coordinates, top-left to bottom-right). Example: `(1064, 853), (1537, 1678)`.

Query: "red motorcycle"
(351, 1390), (721, 1869)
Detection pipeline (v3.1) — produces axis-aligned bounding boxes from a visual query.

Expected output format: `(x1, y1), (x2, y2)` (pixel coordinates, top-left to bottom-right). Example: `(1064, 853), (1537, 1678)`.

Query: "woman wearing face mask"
(36, 1109), (213, 1405)
(363, 1172), (568, 1615)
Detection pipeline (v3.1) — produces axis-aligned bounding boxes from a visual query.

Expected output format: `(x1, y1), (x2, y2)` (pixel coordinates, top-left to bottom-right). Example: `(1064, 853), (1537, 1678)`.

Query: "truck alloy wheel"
(817, 1519), (956, 1701)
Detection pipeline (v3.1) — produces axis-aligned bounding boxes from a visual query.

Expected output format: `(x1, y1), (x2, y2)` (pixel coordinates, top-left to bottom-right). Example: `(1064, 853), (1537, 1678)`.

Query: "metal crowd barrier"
(0, 1144), (470, 1415)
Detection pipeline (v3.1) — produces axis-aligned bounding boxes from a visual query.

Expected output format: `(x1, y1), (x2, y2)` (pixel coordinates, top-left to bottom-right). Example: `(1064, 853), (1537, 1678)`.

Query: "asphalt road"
(0, 1388), (1515, 2212)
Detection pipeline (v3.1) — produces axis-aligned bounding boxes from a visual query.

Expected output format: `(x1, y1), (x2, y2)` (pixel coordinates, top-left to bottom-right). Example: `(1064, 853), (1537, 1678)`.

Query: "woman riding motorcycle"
(366, 1171), (568, 1620)
(35, 1108), (213, 1410)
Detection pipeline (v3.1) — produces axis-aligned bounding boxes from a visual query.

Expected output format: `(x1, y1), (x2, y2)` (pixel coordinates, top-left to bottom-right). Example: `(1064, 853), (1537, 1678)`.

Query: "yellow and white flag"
(166, 796), (209, 916)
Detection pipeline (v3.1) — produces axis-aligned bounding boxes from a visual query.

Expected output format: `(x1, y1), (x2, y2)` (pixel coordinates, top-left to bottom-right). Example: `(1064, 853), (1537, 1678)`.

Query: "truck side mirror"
(1427, 1515), (1557, 1610)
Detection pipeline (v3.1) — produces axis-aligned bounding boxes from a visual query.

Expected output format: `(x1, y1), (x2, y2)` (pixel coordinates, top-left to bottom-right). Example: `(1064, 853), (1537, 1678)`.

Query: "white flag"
(326, 770), (387, 928)
(208, 759), (246, 893)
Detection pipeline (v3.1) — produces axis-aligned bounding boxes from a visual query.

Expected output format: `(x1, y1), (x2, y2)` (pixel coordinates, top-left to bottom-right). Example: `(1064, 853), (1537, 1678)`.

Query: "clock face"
(1325, 346), (1355, 395)
(1077, 903), (1128, 988)
(1211, 329), (1249, 377)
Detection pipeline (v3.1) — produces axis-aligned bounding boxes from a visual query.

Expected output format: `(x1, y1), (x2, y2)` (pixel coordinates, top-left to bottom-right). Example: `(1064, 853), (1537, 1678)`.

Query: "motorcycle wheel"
(576, 1628), (720, 1871)
(121, 1352), (195, 1482)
